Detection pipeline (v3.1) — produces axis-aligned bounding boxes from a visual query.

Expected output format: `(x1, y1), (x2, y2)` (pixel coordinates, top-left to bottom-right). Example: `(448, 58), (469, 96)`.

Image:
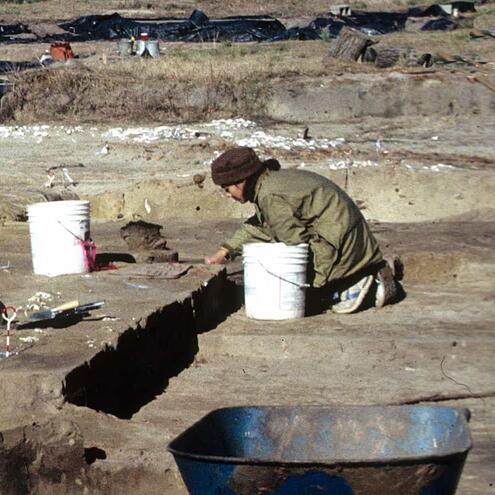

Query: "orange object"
(50, 42), (75, 62)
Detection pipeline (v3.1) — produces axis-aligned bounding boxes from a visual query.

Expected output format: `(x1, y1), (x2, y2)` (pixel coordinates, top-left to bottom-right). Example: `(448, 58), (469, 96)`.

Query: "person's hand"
(205, 247), (229, 264)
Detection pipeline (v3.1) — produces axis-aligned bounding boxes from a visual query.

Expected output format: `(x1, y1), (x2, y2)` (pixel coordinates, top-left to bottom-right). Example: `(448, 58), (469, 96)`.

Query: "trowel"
(19, 300), (105, 328)
(29, 299), (80, 321)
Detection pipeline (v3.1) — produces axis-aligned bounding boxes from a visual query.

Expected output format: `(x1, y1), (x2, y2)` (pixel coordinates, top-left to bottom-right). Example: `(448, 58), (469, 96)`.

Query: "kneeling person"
(205, 147), (397, 313)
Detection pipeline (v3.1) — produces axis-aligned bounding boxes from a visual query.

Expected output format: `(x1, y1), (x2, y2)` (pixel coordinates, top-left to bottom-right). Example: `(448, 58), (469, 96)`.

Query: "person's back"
(253, 168), (382, 289)
(256, 168), (364, 239)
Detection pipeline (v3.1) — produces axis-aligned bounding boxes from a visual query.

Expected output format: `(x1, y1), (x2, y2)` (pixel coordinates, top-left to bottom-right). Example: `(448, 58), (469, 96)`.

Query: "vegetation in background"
(0, 1), (493, 124)
(0, 42), (331, 124)
(0, 0), (44, 3)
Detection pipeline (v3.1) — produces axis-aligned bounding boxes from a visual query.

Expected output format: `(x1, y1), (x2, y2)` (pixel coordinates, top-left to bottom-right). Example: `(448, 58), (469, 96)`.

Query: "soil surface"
(0, 118), (494, 493)
(1, 3), (495, 493)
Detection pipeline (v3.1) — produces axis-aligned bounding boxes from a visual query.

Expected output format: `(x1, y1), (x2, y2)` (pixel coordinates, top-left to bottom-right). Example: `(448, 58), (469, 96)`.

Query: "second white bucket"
(242, 242), (309, 320)
(27, 200), (91, 276)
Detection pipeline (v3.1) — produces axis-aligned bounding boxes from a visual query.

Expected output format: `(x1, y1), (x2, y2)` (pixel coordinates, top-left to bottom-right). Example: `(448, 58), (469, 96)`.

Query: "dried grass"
(1, 41), (328, 124)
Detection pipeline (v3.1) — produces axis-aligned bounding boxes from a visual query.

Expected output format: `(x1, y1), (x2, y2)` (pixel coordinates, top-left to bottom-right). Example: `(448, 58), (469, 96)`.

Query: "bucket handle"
(56, 220), (96, 271)
(256, 260), (310, 289)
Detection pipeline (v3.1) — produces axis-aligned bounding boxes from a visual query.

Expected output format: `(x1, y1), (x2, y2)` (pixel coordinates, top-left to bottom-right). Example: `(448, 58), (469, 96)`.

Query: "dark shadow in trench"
(62, 274), (242, 419)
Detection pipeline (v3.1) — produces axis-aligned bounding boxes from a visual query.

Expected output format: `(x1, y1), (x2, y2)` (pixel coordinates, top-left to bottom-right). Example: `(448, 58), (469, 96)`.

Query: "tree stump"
(365, 46), (433, 68)
(327, 26), (376, 61)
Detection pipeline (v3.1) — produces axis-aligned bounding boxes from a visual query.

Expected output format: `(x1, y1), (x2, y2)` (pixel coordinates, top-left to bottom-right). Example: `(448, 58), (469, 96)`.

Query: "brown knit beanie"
(211, 147), (264, 186)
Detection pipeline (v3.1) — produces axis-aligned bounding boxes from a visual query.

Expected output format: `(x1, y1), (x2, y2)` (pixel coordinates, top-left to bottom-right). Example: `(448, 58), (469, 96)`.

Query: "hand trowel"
(29, 300), (80, 321)
(19, 300), (106, 328)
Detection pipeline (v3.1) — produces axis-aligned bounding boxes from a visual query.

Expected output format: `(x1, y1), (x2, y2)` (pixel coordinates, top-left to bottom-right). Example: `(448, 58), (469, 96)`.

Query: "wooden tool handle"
(52, 300), (80, 312)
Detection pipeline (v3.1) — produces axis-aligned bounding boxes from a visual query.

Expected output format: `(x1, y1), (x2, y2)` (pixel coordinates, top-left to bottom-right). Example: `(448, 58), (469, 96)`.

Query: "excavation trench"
(63, 273), (242, 419)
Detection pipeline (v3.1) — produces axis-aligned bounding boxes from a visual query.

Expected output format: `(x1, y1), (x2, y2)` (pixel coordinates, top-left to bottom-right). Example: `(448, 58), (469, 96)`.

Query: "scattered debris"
(123, 281), (152, 289)
(299, 127), (311, 140)
(469, 28), (495, 40)
(62, 168), (77, 186)
(49, 42), (75, 62)
(97, 142), (110, 156)
(28, 291), (54, 304)
(193, 174), (206, 188)
(45, 170), (56, 188)
(468, 74), (495, 93)
(39, 50), (54, 66)
(19, 336), (39, 343)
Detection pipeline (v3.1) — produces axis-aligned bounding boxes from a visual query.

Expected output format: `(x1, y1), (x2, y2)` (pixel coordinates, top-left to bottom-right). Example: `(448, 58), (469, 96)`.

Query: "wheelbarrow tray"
(168, 405), (472, 495)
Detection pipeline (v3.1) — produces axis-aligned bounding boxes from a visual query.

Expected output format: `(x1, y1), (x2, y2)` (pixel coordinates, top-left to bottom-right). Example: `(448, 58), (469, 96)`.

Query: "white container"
(117, 38), (133, 57)
(146, 39), (160, 58)
(242, 242), (309, 320)
(136, 39), (160, 58)
(27, 200), (91, 276)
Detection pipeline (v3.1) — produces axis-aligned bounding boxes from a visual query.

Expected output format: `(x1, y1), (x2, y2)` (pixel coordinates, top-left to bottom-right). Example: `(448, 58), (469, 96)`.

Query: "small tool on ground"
(29, 299), (80, 321)
(19, 300), (106, 328)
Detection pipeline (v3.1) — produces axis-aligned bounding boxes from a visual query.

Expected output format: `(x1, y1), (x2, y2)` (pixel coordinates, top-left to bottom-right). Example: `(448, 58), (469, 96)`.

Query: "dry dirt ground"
(1, 2), (495, 494)
(0, 116), (494, 494)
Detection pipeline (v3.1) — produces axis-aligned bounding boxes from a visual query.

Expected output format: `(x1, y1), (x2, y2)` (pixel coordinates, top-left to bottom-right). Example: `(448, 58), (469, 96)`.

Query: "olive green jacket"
(222, 169), (382, 288)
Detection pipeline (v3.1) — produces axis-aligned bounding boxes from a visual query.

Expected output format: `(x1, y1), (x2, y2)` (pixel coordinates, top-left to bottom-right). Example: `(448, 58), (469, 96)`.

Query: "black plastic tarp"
(59, 11), (287, 42)
(0, 60), (40, 73)
(57, 10), (409, 42)
(0, 4), (471, 47)
(0, 23), (29, 37)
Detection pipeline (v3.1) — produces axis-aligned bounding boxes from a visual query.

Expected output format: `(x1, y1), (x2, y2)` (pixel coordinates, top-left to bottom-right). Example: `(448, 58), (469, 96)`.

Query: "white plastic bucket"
(242, 242), (309, 320)
(27, 200), (91, 276)
(136, 39), (160, 58)
(117, 39), (133, 57)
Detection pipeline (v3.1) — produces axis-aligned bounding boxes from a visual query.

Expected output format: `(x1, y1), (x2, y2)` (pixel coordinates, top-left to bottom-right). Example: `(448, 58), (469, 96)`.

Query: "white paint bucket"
(146, 40), (160, 58)
(242, 242), (309, 320)
(27, 200), (91, 276)
(136, 39), (160, 58)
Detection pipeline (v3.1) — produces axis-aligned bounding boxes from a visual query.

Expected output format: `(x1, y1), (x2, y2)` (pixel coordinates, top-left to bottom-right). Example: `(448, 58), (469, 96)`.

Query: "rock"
(193, 174), (206, 188)
(120, 220), (168, 251)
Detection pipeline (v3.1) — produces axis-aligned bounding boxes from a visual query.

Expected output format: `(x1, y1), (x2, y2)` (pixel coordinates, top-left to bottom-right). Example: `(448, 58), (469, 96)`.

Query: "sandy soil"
(1, 4), (495, 493)
(0, 115), (494, 493)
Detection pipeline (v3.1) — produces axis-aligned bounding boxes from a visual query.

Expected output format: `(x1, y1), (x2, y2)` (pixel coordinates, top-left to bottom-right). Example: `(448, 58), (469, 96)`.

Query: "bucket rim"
(27, 200), (90, 210)
(167, 404), (473, 466)
(243, 242), (309, 249)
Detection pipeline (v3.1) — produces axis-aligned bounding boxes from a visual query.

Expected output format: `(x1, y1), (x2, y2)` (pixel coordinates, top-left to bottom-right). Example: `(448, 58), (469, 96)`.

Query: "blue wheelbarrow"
(167, 405), (472, 494)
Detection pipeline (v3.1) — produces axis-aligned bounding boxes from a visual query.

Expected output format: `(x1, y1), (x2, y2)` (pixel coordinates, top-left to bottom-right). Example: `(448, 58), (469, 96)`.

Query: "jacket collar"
(249, 168), (269, 203)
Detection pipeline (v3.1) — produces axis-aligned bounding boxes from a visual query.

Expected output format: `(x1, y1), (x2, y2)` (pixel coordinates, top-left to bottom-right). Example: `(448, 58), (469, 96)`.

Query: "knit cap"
(211, 147), (264, 186)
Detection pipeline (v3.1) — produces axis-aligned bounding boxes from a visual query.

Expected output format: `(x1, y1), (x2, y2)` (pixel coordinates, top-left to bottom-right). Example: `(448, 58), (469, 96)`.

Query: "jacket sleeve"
(222, 214), (273, 259)
(259, 194), (312, 245)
